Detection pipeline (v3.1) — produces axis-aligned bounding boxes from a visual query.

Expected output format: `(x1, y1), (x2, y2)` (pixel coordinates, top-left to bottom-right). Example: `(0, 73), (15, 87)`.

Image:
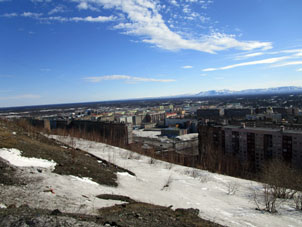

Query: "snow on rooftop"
(0, 148), (56, 169)
(176, 133), (198, 141)
(48, 135), (302, 227)
(133, 129), (161, 139)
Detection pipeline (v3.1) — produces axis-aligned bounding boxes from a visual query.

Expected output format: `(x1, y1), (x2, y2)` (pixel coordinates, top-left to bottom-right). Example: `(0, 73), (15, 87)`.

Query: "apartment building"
(198, 124), (302, 171)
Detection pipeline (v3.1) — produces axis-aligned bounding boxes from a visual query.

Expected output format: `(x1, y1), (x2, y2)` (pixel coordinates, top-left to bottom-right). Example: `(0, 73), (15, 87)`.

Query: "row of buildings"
(198, 123), (302, 171)
(197, 107), (302, 121)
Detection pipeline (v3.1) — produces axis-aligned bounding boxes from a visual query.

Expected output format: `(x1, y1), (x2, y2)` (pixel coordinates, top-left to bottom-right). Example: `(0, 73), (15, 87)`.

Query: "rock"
(7, 204), (16, 209)
(50, 209), (62, 215)
(19, 204), (29, 209)
(175, 208), (199, 216)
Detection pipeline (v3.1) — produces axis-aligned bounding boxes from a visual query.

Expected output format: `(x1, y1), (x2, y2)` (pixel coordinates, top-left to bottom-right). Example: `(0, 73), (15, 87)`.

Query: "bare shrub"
(120, 151), (130, 160)
(226, 182), (239, 195)
(107, 152), (116, 164)
(68, 136), (76, 148)
(184, 169), (201, 179)
(133, 153), (141, 160)
(127, 151), (135, 159)
(199, 174), (210, 183)
(294, 193), (302, 210)
(252, 159), (302, 213)
(148, 157), (156, 165)
(252, 185), (278, 213)
(161, 175), (173, 191)
(165, 162), (173, 170)
(261, 159), (300, 200)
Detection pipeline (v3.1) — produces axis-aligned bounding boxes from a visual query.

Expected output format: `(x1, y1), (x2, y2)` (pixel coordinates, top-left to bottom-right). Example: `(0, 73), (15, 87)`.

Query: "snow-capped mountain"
(195, 86), (302, 97)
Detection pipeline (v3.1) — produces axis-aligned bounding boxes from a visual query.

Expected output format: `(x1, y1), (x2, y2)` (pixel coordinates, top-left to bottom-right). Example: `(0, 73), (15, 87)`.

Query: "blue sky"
(0, 0), (302, 107)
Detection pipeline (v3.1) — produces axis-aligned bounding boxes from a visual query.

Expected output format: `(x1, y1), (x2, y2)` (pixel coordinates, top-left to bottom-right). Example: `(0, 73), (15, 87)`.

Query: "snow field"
(49, 135), (302, 227)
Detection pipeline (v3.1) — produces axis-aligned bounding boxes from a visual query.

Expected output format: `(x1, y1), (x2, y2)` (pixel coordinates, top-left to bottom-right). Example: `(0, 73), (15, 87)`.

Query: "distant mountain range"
(195, 86), (302, 97)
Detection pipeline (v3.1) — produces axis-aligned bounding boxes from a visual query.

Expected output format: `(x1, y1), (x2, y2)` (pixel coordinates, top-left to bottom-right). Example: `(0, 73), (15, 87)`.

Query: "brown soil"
(97, 202), (223, 227)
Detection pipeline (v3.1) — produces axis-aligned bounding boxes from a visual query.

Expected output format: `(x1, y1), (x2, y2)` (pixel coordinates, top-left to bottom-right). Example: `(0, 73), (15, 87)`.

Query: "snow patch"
(117, 172), (135, 177)
(0, 148), (56, 169)
(0, 203), (7, 209)
(70, 176), (99, 185)
(176, 133), (198, 141)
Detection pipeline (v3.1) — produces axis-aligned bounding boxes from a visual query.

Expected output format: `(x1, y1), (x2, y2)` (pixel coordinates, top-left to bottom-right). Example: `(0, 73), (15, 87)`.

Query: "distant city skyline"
(1, 0), (302, 107)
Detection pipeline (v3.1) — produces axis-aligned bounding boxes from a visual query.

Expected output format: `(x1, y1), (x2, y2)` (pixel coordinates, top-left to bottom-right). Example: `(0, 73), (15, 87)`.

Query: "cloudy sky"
(0, 0), (302, 107)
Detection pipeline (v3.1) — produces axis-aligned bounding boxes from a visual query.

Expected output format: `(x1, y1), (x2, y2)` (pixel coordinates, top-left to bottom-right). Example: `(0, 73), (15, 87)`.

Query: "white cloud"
(48, 5), (65, 15)
(77, 1), (99, 11)
(272, 61), (302, 68)
(71, 15), (115, 22)
(182, 65), (193, 69)
(84, 75), (175, 83)
(235, 49), (302, 60)
(170, 0), (179, 6)
(235, 52), (264, 60)
(21, 12), (43, 18)
(1, 12), (17, 17)
(280, 49), (302, 54)
(297, 68), (302, 72)
(22, 15), (115, 23)
(203, 56), (291, 71)
(46, 16), (69, 22)
(31, 0), (51, 2)
(72, 0), (272, 53)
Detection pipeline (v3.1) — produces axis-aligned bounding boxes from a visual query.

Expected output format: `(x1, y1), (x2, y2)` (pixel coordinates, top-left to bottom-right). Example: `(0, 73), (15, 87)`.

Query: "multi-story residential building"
(198, 124), (302, 171)
(197, 108), (223, 120)
(224, 108), (252, 119)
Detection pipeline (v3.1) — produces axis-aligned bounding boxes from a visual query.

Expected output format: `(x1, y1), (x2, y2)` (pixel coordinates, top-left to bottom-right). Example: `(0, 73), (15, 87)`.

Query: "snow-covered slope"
(48, 135), (302, 227)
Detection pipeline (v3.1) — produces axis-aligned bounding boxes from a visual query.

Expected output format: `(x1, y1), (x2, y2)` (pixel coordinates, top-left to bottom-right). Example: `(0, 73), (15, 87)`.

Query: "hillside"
(50, 135), (302, 227)
(0, 119), (220, 227)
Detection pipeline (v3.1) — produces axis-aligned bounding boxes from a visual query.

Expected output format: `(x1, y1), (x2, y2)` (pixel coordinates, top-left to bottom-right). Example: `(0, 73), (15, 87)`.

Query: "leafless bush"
(199, 174), (210, 183)
(148, 157), (156, 165)
(120, 151), (129, 160)
(226, 181), (239, 195)
(107, 152), (116, 164)
(161, 175), (173, 191)
(165, 162), (173, 170)
(294, 193), (302, 210)
(251, 159), (302, 213)
(252, 185), (278, 213)
(261, 159), (301, 200)
(68, 136), (76, 148)
(184, 169), (201, 179)
(127, 151), (135, 159)
(133, 153), (141, 160)
(252, 182), (288, 213)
